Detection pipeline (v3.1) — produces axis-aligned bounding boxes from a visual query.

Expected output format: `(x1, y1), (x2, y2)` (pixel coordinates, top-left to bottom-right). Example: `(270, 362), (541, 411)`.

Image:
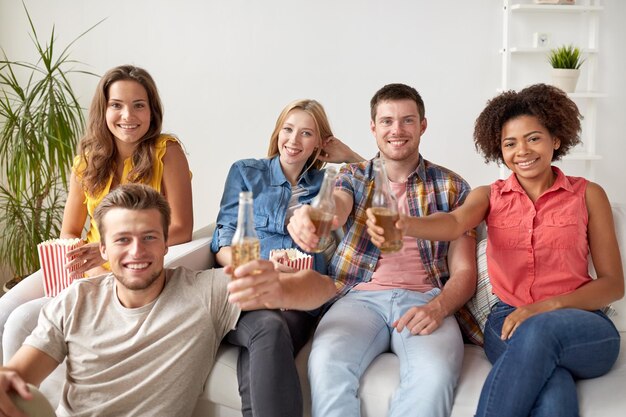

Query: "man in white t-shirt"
(0, 184), (335, 417)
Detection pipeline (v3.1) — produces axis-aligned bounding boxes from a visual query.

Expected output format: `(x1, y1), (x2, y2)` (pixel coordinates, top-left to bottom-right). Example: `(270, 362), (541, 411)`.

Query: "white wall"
(1, 0), (624, 230)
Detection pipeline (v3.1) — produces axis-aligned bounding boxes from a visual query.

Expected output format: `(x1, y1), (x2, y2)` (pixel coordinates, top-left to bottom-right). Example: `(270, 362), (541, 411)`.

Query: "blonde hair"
(267, 99), (333, 172)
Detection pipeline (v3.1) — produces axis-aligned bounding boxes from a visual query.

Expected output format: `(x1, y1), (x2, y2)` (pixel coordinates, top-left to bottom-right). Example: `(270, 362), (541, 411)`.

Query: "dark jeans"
(226, 309), (317, 417)
(475, 302), (620, 417)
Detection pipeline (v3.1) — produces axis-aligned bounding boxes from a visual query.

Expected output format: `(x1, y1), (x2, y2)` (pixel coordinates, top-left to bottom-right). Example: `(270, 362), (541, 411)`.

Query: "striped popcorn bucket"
(37, 238), (83, 297)
(269, 248), (313, 270)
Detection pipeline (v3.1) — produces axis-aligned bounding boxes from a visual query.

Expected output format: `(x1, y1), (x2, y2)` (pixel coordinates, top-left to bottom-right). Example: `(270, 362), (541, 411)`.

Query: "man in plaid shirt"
(288, 83), (477, 417)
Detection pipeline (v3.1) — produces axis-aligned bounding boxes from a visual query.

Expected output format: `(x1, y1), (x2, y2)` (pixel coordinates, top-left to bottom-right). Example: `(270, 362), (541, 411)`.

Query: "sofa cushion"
(450, 345), (493, 417)
(464, 238), (499, 345)
(201, 341), (492, 417)
(205, 344), (241, 409)
(578, 336), (626, 417)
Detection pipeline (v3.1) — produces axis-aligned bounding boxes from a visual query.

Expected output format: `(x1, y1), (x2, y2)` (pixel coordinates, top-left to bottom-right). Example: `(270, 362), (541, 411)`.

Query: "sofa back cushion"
(464, 239), (498, 336)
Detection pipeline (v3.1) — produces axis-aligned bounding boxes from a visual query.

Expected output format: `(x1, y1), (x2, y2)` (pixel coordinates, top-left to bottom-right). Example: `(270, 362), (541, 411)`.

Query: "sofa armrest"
(164, 223), (216, 270)
(607, 204), (626, 332)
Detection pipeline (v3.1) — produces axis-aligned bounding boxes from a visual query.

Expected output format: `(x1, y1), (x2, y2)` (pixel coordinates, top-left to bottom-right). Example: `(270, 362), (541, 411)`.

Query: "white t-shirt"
(25, 267), (240, 417)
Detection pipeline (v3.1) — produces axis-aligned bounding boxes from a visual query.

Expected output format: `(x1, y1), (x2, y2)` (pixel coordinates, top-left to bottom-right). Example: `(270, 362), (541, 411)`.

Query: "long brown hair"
(267, 99), (333, 172)
(78, 65), (164, 196)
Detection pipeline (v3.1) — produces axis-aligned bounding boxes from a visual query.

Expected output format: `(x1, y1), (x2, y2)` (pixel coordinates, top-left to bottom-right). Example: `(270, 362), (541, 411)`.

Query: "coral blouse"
(486, 167), (592, 307)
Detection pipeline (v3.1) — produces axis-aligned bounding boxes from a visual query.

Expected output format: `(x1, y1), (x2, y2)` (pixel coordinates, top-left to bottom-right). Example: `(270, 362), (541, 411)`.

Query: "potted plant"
(0, 3), (100, 289)
(548, 44), (585, 93)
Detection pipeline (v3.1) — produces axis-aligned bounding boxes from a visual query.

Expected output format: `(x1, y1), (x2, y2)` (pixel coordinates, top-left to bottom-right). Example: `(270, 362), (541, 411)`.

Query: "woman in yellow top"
(0, 65), (193, 362)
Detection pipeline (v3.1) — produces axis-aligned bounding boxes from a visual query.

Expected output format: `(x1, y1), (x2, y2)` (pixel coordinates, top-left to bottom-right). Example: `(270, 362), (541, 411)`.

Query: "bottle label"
(371, 207), (403, 253)
(231, 238), (261, 274)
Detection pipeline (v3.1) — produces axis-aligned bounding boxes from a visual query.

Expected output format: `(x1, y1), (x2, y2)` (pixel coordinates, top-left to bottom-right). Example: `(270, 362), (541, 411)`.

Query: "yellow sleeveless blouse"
(73, 134), (178, 245)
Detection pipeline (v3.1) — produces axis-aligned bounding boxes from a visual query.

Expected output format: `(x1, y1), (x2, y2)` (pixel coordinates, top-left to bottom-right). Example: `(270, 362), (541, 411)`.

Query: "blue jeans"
(475, 302), (621, 417)
(308, 288), (464, 417)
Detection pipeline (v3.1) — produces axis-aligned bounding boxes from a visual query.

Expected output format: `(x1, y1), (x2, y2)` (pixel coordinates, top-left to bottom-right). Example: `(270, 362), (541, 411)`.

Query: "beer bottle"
(309, 166), (338, 253)
(231, 191), (260, 272)
(371, 158), (403, 253)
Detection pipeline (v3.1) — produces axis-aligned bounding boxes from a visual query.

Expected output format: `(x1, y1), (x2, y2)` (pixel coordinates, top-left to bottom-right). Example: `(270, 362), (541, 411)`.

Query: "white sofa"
(37, 205), (626, 417)
(192, 204), (626, 417)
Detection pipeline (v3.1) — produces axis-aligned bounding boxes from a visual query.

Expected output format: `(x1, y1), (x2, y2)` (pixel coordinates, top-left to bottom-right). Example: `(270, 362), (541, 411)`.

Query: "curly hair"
(473, 84), (582, 164)
(267, 99), (332, 172)
(78, 65), (164, 197)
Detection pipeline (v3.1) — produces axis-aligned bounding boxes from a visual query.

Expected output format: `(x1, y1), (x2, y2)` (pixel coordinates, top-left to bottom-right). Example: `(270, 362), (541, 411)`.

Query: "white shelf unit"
(509, 3), (603, 12)
(500, 0), (604, 178)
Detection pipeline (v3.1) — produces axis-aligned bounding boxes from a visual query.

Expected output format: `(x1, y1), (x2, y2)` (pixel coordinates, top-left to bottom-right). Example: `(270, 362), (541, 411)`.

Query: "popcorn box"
(269, 248), (313, 270)
(37, 238), (82, 297)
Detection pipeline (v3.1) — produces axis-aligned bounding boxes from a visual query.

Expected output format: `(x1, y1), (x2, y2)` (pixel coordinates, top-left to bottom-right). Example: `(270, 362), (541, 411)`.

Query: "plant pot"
(2, 275), (25, 293)
(551, 68), (580, 93)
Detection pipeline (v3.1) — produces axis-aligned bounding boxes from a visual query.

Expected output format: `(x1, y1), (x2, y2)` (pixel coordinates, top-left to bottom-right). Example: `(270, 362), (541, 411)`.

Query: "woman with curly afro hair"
(365, 83), (623, 417)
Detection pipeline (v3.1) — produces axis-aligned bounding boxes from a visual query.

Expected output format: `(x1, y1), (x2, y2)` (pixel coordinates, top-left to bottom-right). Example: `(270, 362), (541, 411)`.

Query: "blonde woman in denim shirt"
(210, 99), (362, 417)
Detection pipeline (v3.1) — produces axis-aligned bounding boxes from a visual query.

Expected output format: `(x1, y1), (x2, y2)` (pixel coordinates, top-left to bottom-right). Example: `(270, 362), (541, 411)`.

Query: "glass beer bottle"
(231, 191), (260, 273)
(309, 166), (338, 253)
(371, 158), (403, 253)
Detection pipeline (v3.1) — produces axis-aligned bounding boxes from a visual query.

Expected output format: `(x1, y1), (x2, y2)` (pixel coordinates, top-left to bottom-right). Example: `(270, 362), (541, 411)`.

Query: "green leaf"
(548, 44), (585, 70)
(0, 1), (102, 276)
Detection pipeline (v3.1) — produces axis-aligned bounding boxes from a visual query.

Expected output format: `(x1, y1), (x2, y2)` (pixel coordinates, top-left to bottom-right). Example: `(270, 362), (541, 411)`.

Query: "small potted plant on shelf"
(548, 44), (585, 93)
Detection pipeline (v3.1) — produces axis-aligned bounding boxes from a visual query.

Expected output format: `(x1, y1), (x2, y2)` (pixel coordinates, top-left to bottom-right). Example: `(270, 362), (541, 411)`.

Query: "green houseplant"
(0, 3), (100, 287)
(548, 44), (585, 93)
(548, 44), (585, 70)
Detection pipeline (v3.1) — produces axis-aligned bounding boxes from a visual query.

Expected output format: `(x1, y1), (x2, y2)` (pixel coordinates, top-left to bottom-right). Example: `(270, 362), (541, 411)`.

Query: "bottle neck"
(318, 176), (334, 200)
(374, 160), (391, 190)
(373, 160), (399, 209)
(235, 198), (257, 238)
(374, 168), (387, 189)
(311, 170), (337, 212)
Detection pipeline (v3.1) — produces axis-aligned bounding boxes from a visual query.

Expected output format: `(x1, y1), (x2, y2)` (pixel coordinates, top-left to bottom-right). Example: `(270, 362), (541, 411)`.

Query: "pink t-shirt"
(355, 181), (433, 292)
(486, 167), (592, 307)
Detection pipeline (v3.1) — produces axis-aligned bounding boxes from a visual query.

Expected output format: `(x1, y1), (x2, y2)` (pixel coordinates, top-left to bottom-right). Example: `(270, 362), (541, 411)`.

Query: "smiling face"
(99, 207), (168, 307)
(501, 115), (560, 184)
(277, 109), (321, 176)
(105, 80), (151, 152)
(371, 99), (426, 165)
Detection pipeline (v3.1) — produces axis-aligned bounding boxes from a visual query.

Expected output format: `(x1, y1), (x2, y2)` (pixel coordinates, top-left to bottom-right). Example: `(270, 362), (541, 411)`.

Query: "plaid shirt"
(330, 155), (475, 296)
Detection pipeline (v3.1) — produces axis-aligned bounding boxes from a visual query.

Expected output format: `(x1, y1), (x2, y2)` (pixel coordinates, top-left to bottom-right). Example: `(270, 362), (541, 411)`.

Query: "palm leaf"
(0, 1), (102, 277)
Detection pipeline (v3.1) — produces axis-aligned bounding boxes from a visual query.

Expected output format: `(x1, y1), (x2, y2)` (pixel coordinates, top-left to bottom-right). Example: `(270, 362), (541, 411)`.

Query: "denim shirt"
(211, 156), (328, 274)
